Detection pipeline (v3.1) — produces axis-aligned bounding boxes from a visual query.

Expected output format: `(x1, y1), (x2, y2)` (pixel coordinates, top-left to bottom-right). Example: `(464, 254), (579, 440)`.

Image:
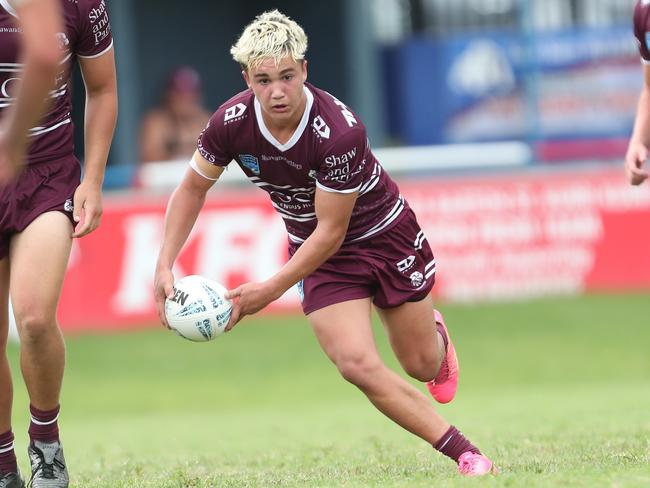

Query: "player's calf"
(426, 309), (459, 404)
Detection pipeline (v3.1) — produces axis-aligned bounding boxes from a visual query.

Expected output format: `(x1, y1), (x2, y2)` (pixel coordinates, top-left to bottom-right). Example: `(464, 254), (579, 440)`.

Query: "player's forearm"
(82, 89), (117, 186)
(3, 0), (62, 155)
(269, 226), (345, 295)
(157, 185), (206, 270)
(630, 87), (650, 147)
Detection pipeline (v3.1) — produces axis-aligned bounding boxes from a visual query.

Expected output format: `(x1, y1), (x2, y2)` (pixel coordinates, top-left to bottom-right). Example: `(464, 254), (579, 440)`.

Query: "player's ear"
(301, 59), (308, 82)
(242, 69), (251, 88)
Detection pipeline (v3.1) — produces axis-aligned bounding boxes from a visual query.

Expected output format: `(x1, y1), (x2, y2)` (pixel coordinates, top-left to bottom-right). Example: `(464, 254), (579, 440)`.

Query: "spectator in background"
(627, 1), (650, 185)
(139, 66), (211, 163)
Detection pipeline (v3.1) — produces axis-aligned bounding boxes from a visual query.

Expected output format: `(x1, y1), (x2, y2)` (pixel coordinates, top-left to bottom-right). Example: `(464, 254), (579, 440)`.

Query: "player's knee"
(16, 312), (55, 343)
(336, 353), (383, 388)
(402, 354), (440, 382)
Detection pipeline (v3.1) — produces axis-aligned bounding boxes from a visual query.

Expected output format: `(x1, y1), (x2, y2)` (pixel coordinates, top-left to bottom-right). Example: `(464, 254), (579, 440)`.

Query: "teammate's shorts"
(0, 156), (80, 259)
(290, 208), (436, 315)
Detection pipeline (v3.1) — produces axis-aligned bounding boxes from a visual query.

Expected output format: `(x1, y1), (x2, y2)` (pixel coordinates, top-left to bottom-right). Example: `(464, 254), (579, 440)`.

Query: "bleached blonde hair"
(230, 10), (308, 70)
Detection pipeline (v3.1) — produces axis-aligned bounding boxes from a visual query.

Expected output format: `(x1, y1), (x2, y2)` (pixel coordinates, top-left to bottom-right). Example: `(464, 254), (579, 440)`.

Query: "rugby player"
(155, 10), (496, 477)
(0, 1), (116, 486)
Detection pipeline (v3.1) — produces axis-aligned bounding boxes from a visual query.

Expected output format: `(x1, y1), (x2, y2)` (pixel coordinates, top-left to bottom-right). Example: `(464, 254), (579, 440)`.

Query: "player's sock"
(28, 404), (60, 444)
(436, 321), (448, 351)
(433, 425), (480, 463)
(0, 430), (18, 474)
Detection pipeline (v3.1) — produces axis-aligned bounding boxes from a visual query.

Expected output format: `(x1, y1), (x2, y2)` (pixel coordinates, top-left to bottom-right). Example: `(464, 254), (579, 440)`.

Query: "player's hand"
(625, 142), (649, 186)
(154, 267), (175, 329)
(72, 180), (103, 237)
(224, 281), (282, 331)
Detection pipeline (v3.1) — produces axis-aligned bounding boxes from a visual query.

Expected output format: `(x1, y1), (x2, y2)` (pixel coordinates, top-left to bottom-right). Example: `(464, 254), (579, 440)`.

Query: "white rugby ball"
(165, 275), (232, 342)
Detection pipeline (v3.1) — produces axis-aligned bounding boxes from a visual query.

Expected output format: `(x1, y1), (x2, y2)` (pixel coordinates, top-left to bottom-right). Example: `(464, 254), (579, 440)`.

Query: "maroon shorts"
(0, 156), (80, 259)
(290, 209), (436, 315)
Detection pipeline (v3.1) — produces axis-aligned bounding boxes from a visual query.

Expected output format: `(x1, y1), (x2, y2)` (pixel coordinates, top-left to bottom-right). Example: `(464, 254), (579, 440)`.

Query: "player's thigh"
(0, 259), (9, 346)
(307, 297), (381, 371)
(9, 211), (72, 321)
(375, 294), (439, 366)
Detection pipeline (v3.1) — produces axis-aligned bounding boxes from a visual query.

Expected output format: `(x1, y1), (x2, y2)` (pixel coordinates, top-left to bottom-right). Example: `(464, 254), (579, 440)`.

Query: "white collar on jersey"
(254, 85), (314, 152)
(0, 0), (18, 18)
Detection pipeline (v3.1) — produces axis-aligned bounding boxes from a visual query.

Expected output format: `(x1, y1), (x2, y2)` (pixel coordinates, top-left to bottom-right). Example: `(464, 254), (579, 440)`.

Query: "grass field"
(6, 293), (650, 487)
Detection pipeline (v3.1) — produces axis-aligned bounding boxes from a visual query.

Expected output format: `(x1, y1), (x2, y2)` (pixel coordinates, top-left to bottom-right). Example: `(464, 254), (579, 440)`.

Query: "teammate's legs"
(307, 298), (450, 445)
(0, 257), (21, 480)
(9, 212), (71, 418)
(0, 258), (13, 434)
(9, 212), (71, 487)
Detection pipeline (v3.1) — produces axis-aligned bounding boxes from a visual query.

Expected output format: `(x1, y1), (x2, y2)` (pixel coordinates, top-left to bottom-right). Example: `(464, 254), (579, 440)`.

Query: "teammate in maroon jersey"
(627, 0), (650, 185)
(155, 10), (496, 477)
(0, 0), (61, 184)
(0, 0), (116, 486)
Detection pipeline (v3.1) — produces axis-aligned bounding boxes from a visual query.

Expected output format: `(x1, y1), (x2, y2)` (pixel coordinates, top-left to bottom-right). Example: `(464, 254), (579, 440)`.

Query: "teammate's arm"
(154, 151), (224, 326)
(626, 63), (650, 185)
(225, 187), (358, 329)
(71, 48), (117, 237)
(0, 0), (62, 183)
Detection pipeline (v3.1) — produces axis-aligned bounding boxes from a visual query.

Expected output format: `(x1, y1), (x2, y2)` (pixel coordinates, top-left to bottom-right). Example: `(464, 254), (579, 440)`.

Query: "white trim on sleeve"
(190, 156), (220, 181)
(315, 180), (362, 194)
(0, 0), (18, 17)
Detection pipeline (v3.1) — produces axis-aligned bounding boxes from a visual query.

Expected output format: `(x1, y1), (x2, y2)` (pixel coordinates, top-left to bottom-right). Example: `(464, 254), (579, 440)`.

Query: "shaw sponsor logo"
(324, 147), (359, 183)
(325, 147), (357, 167)
(88, 0), (111, 45)
(224, 103), (247, 123)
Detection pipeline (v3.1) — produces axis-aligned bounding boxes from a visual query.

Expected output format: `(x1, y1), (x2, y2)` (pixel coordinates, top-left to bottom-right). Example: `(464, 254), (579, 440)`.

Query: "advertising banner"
(383, 27), (640, 147)
(58, 167), (650, 331)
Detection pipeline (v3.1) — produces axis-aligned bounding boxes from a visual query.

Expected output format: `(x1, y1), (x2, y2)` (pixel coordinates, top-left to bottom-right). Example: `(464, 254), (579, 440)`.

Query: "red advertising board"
(58, 167), (650, 331)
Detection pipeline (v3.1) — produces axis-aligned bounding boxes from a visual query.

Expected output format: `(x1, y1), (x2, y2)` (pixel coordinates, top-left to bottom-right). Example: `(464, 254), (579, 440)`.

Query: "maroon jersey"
(634, 1), (650, 62)
(0, 0), (113, 164)
(198, 82), (407, 244)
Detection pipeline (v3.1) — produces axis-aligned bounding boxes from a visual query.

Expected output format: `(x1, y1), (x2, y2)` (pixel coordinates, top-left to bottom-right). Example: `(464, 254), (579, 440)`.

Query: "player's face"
(244, 57), (308, 126)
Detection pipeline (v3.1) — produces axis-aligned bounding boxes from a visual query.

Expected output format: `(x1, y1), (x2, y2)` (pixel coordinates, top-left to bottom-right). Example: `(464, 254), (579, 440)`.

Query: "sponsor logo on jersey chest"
(224, 103), (247, 123)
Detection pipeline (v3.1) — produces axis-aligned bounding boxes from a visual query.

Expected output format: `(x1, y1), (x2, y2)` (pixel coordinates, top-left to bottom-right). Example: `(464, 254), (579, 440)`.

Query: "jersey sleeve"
(316, 127), (367, 194)
(634, 1), (650, 63)
(76, 0), (113, 58)
(197, 112), (233, 167)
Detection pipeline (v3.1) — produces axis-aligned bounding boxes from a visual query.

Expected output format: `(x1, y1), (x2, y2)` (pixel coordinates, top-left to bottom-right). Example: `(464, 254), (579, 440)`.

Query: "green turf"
(6, 293), (650, 487)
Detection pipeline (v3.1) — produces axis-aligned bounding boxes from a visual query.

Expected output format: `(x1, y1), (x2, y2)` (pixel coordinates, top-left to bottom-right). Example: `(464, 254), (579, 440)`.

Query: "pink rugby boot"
(426, 309), (459, 404)
(458, 452), (498, 476)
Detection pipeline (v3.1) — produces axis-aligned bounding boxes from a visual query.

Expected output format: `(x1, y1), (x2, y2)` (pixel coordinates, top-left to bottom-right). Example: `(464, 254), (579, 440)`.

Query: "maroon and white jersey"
(634, 1), (650, 63)
(0, 0), (113, 164)
(198, 82), (407, 244)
